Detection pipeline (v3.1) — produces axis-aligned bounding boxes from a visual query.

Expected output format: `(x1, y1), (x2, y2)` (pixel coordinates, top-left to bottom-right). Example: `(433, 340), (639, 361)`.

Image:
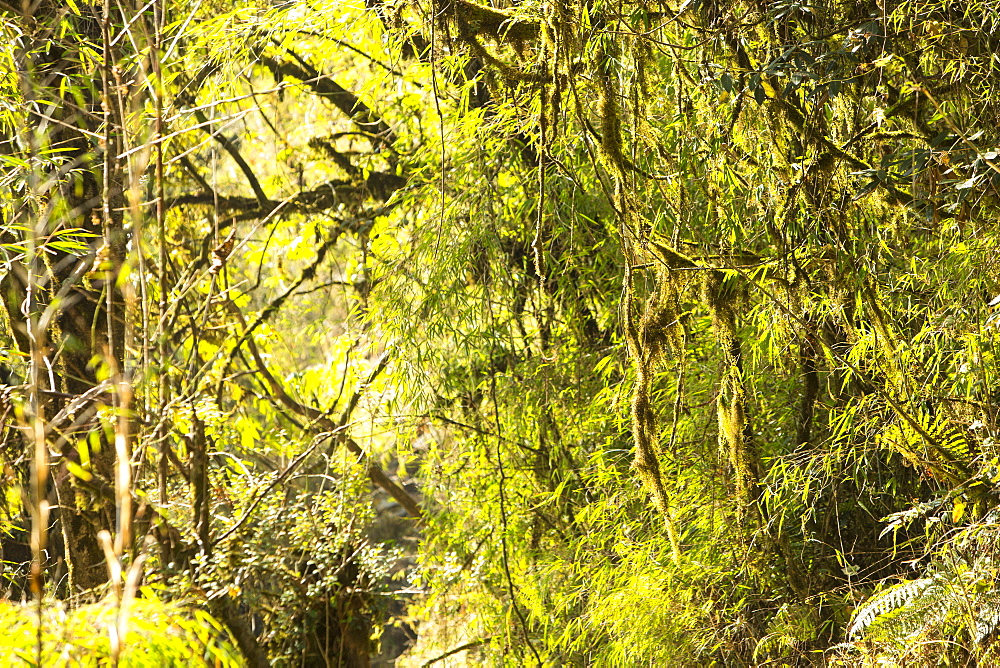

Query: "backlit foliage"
(2, 0), (1000, 664)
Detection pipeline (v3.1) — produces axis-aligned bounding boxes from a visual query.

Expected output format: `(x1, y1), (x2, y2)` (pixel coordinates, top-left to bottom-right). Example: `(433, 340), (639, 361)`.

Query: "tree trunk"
(2, 1), (127, 595)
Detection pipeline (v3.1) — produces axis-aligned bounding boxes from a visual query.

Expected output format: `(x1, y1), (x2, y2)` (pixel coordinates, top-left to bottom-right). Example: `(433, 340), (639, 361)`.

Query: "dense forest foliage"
(2, 0), (1000, 665)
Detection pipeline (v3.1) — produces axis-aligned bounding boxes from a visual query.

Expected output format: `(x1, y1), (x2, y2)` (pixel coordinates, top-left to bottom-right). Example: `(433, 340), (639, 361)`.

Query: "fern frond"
(877, 410), (977, 484)
(879, 499), (944, 539)
(848, 578), (934, 639)
(974, 594), (1000, 644)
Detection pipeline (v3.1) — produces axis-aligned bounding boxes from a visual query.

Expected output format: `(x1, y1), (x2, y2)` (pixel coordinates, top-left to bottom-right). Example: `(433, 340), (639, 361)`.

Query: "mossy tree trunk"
(2, 1), (128, 594)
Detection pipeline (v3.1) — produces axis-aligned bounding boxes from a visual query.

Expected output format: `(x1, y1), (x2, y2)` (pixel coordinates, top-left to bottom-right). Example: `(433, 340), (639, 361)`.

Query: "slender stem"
(153, 0), (170, 506)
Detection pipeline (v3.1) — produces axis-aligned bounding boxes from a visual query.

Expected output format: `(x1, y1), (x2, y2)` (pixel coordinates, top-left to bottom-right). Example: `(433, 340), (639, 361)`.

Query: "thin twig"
(212, 430), (334, 546)
(421, 636), (495, 667)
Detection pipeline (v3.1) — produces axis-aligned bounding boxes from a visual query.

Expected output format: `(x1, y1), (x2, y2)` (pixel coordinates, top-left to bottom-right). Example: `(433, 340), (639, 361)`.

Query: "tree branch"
(169, 172), (405, 219)
(186, 105), (271, 209)
(221, 300), (424, 520)
(441, 0), (540, 43)
(260, 54), (398, 152)
(421, 636), (495, 667)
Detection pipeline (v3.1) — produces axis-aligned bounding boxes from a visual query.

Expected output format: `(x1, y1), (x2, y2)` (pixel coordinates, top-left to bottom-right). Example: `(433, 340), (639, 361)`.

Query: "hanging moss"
(636, 268), (686, 363)
(596, 186), (679, 558)
(703, 270), (761, 529)
(623, 240), (681, 551)
(594, 38), (626, 180)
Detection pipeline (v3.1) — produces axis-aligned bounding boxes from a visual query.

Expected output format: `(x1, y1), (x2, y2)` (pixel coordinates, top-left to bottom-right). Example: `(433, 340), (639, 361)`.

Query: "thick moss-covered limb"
(169, 171), (404, 219)
(438, 0), (541, 43)
(717, 366), (760, 520)
(598, 35), (682, 546)
(638, 268), (687, 362)
(647, 239), (699, 270)
(599, 100), (623, 177)
(595, 41), (626, 179)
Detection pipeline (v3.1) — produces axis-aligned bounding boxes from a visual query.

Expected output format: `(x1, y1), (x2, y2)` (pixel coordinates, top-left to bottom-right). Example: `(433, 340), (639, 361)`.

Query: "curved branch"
(219, 298), (424, 520)
(260, 55), (398, 152)
(421, 636), (496, 667)
(186, 105), (270, 208)
(168, 172), (405, 219)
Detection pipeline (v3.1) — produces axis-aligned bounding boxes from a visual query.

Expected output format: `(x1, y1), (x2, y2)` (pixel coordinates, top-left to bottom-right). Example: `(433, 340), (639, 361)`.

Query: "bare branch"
(186, 105), (271, 208)
(260, 54), (398, 152)
(220, 301), (424, 520)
